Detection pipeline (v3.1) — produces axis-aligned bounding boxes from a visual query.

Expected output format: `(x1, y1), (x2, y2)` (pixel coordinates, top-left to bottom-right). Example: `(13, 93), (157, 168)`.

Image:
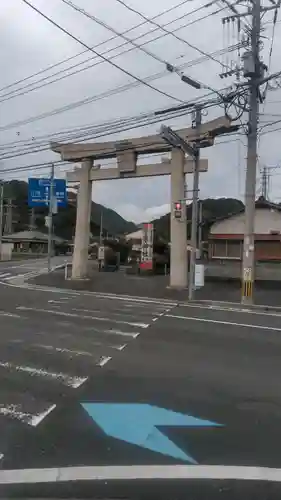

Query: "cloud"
(1, 0), (281, 221)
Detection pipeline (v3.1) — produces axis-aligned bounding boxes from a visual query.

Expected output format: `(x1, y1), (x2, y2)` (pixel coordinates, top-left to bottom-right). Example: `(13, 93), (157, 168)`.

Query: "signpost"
(28, 172), (67, 272)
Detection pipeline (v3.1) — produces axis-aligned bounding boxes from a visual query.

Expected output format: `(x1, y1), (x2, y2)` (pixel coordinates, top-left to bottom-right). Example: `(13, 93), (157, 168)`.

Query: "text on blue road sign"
(28, 178), (67, 208)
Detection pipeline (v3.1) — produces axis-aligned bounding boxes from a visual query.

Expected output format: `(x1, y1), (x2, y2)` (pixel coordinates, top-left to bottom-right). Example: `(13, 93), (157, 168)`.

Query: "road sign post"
(28, 173), (67, 272)
(47, 164), (55, 273)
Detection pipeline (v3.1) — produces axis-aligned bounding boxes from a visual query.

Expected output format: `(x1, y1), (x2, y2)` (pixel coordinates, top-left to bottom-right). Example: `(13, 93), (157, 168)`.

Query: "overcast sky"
(1, 0), (281, 223)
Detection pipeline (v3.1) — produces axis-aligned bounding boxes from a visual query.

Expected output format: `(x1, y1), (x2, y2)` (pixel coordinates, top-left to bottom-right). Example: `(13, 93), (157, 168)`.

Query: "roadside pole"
(188, 106), (202, 301)
(198, 200), (203, 258)
(241, 0), (261, 305)
(0, 182), (4, 261)
(47, 164), (55, 273)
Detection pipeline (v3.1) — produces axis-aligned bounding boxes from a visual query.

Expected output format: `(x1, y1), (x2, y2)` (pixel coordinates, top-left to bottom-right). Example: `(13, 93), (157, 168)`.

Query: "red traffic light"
(175, 202), (181, 210)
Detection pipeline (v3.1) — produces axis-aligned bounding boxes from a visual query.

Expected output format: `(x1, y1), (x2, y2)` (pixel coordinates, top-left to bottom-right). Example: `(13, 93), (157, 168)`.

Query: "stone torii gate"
(50, 116), (232, 289)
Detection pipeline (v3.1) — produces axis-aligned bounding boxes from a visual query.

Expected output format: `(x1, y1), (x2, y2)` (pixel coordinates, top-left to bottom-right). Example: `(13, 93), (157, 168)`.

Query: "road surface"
(0, 256), (68, 284)
(0, 280), (281, 498)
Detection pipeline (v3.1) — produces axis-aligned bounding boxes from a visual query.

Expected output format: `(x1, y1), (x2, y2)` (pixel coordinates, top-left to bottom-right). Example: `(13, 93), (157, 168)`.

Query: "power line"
(0, 87), (225, 156)
(262, 6), (280, 102)
(0, 85), (220, 150)
(0, 95), (222, 161)
(0, 0), (191, 96)
(0, 42), (241, 133)
(20, 0), (184, 104)
(60, 0), (169, 66)
(114, 0), (227, 69)
(1, 1), (226, 103)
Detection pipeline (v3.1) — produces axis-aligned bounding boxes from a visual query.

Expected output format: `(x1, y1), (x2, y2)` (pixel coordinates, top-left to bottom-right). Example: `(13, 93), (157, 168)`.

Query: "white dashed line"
(0, 404), (56, 427)
(97, 356), (112, 367)
(0, 361), (87, 388)
(16, 306), (150, 329)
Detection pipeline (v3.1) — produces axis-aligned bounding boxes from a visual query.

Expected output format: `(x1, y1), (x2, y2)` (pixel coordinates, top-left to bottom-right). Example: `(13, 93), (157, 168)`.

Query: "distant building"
(2, 230), (68, 254)
(125, 229), (144, 251)
(208, 197), (281, 261)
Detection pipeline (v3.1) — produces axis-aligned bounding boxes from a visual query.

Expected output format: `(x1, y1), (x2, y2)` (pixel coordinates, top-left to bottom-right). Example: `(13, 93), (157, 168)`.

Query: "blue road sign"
(81, 403), (222, 463)
(28, 178), (67, 208)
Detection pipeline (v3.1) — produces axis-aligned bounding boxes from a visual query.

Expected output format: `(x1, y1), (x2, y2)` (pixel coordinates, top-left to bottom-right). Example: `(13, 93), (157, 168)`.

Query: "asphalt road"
(1, 280), (281, 498)
(0, 256), (68, 285)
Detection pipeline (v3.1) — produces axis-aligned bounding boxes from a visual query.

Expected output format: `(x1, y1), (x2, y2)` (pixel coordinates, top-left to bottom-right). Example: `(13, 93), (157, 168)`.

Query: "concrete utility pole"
(47, 163), (55, 273)
(261, 166), (269, 199)
(29, 207), (36, 231)
(99, 210), (103, 245)
(241, 0), (261, 305)
(198, 200), (203, 258)
(218, 0), (280, 303)
(0, 182), (4, 260)
(4, 198), (13, 234)
(188, 106), (202, 301)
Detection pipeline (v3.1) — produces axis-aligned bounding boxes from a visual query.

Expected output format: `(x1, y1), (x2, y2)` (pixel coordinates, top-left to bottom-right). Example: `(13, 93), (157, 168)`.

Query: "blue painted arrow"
(81, 403), (222, 463)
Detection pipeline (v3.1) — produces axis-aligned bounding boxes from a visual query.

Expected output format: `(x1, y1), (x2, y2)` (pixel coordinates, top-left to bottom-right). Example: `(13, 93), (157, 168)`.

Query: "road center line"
(166, 314), (281, 331)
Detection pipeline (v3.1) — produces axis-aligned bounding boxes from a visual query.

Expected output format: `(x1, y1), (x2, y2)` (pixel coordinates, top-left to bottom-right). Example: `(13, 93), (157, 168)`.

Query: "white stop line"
(1, 464), (281, 484)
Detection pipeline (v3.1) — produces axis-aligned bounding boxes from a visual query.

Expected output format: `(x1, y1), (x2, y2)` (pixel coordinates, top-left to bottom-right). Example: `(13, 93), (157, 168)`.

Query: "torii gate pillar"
(170, 149), (188, 288)
(72, 159), (92, 279)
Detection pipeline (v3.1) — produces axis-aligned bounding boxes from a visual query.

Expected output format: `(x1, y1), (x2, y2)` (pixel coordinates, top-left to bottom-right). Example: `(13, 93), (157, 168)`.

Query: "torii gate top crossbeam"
(50, 116), (232, 162)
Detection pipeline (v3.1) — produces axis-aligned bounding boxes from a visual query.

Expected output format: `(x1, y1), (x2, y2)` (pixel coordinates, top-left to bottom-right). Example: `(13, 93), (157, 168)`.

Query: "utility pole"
(0, 182), (4, 261)
(47, 164), (55, 273)
(29, 207), (36, 231)
(4, 198), (13, 234)
(241, 0), (261, 305)
(198, 200), (203, 259)
(218, 0), (280, 304)
(99, 210), (103, 245)
(261, 166), (269, 199)
(188, 106), (202, 301)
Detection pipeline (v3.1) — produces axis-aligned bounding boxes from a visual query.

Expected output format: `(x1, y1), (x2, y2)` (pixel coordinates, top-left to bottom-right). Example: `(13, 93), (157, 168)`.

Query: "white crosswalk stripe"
(0, 294), (175, 460)
(0, 273), (12, 279)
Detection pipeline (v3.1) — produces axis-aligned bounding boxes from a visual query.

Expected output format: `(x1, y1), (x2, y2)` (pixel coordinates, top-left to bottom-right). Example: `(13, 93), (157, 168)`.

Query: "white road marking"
(97, 356), (112, 367)
(64, 290), (177, 306)
(3, 274), (25, 281)
(0, 273), (11, 278)
(182, 302), (281, 318)
(0, 361), (87, 388)
(152, 307), (174, 322)
(72, 306), (159, 319)
(166, 314), (281, 332)
(11, 283), (178, 306)
(48, 300), (66, 304)
(0, 404), (56, 427)
(104, 329), (140, 338)
(34, 342), (126, 354)
(1, 464), (281, 484)
(16, 306), (150, 329)
(0, 311), (24, 319)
